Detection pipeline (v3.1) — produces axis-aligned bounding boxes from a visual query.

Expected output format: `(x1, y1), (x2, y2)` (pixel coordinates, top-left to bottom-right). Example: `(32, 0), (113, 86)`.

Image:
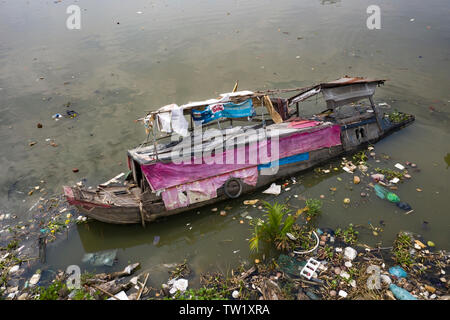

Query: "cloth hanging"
(171, 105), (189, 137)
(156, 104), (176, 133)
(155, 104), (189, 136)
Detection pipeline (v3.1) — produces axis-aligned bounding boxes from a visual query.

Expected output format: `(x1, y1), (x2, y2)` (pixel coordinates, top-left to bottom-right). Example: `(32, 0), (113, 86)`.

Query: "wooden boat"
(63, 77), (415, 225)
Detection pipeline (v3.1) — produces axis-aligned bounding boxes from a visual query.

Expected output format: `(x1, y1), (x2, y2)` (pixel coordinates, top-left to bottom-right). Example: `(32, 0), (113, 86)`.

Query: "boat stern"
(63, 185), (77, 205)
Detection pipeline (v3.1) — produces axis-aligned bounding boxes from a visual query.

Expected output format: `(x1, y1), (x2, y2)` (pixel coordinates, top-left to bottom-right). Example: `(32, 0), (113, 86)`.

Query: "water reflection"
(77, 203), (244, 253)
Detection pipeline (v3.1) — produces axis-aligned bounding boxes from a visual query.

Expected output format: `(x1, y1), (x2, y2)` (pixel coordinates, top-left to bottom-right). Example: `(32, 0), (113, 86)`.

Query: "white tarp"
(156, 104), (189, 136)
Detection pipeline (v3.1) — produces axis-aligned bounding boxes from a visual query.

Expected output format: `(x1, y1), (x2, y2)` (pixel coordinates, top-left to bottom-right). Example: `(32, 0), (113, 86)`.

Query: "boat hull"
(64, 114), (414, 224)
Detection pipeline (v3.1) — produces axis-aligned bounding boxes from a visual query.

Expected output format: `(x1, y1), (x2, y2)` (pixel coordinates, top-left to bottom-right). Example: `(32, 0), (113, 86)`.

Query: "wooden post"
(139, 202), (146, 228)
(296, 102), (300, 117)
(38, 235), (46, 264)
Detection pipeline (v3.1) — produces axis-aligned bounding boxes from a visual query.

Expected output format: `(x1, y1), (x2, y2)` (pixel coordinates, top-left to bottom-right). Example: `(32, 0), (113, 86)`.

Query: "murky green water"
(1, 0), (449, 286)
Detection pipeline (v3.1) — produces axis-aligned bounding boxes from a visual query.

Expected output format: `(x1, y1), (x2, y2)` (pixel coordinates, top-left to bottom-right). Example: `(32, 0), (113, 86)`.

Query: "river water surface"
(0, 0), (449, 287)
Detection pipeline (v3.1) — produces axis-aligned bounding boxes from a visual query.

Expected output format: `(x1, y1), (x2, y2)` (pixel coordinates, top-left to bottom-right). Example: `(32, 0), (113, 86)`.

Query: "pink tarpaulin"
(161, 167), (258, 210)
(142, 125), (341, 190)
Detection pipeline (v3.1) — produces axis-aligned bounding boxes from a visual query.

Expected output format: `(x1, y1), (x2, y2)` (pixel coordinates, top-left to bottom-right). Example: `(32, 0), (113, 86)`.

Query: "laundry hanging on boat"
(171, 105), (189, 136)
(154, 104), (174, 133)
(155, 104), (189, 136)
(191, 98), (255, 124)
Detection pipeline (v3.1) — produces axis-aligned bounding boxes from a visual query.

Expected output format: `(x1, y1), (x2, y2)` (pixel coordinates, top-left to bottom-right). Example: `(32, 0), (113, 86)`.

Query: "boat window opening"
(132, 160), (143, 185)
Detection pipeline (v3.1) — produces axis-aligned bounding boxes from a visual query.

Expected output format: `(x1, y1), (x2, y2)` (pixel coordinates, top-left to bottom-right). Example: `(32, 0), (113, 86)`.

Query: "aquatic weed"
(171, 287), (228, 300)
(169, 259), (191, 279)
(386, 110), (410, 123)
(335, 224), (359, 245)
(36, 280), (67, 300)
(304, 199), (322, 220)
(71, 288), (95, 300)
(375, 168), (405, 180)
(392, 232), (415, 268)
(353, 151), (368, 164)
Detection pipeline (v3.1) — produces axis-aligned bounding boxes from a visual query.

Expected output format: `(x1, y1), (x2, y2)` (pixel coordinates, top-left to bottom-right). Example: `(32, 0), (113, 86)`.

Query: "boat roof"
(320, 76), (385, 88)
(141, 76), (385, 118)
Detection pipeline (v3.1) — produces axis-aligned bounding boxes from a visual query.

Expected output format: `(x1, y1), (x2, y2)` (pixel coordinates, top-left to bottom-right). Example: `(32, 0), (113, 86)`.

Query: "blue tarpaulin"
(258, 152), (309, 169)
(191, 98), (255, 124)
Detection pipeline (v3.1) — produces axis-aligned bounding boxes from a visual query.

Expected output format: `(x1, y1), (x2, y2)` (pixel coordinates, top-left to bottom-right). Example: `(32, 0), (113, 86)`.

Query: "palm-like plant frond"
(249, 201), (294, 252)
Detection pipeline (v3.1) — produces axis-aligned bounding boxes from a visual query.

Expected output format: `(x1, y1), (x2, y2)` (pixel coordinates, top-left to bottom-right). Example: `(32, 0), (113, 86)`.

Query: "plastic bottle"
(387, 192), (400, 203)
(389, 284), (418, 300)
(374, 184), (388, 199)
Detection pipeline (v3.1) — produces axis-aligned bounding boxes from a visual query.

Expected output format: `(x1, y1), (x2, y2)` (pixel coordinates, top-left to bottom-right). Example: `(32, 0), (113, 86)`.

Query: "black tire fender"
(223, 178), (243, 199)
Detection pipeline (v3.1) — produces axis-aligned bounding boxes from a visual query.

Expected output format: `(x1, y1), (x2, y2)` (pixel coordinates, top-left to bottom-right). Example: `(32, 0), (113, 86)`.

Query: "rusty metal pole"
(152, 124), (159, 161)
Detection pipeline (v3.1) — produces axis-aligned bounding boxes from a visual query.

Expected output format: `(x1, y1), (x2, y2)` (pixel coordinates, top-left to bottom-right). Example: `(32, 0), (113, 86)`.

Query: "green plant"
(335, 224), (359, 245)
(249, 202), (295, 252)
(328, 279), (338, 290)
(169, 259), (191, 279)
(279, 280), (296, 300)
(304, 199), (322, 219)
(393, 233), (415, 268)
(80, 271), (95, 285)
(347, 267), (358, 278)
(289, 224), (318, 251)
(386, 110), (410, 123)
(375, 168), (404, 180)
(171, 287), (228, 300)
(323, 245), (334, 259)
(71, 288), (95, 300)
(6, 240), (18, 251)
(353, 151), (368, 164)
(37, 280), (67, 300)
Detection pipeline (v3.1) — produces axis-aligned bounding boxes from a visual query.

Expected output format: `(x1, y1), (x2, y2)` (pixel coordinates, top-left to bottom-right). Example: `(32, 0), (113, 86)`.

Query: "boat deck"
(128, 119), (334, 164)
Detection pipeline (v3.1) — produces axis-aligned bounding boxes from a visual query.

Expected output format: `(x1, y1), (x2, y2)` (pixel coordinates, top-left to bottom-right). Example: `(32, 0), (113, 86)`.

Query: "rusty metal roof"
(320, 76), (385, 88)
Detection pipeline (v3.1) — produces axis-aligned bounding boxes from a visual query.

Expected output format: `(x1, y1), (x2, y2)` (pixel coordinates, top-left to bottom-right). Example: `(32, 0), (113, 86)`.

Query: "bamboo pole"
(232, 80), (239, 93)
(92, 285), (120, 300)
(137, 273), (149, 300)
